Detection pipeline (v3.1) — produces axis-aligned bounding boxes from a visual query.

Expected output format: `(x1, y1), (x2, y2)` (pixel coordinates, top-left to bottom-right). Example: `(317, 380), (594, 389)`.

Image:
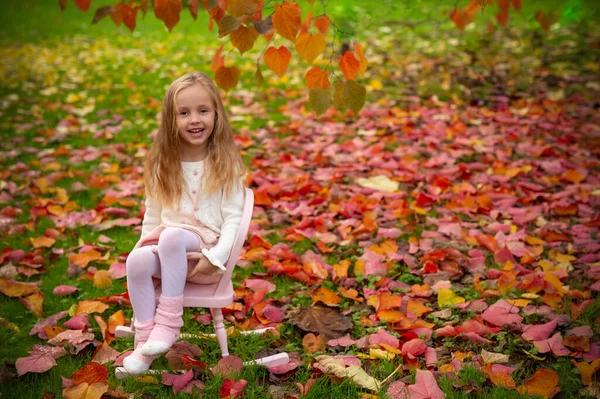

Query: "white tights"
(126, 227), (200, 322)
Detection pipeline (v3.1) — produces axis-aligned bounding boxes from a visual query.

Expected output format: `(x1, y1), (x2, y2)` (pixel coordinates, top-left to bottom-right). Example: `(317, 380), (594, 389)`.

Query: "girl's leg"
(125, 246), (160, 322)
(141, 227), (200, 356)
(123, 246), (160, 375)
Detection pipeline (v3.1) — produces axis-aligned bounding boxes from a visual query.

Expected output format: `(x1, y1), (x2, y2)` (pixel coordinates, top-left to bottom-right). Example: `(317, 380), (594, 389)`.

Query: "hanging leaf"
(255, 62), (264, 85)
(74, 0), (91, 12)
(227, 0), (262, 18)
(211, 45), (225, 73)
(305, 66), (330, 89)
(313, 15), (330, 35)
(272, 1), (301, 41)
(339, 51), (360, 81)
(535, 10), (560, 32)
(264, 46), (292, 77)
(253, 14), (273, 34)
(59, 0), (67, 11)
(215, 66), (241, 92)
(230, 25), (259, 54)
(295, 32), (326, 63)
(92, 6), (115, 24)
(188, 0), (199, 20)
(333, 80), (366, 115)
(218, 15), (242, 37)
(355, 43), (368, 78)
(154, 0), (183, 32)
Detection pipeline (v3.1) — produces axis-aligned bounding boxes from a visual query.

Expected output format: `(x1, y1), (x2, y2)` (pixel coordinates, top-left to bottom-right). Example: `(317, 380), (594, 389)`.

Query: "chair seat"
(154, 280), (234, 309)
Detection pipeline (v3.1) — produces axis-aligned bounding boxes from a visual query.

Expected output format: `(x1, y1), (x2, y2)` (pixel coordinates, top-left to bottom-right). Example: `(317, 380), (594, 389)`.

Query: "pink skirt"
(136, 224), (222, 285)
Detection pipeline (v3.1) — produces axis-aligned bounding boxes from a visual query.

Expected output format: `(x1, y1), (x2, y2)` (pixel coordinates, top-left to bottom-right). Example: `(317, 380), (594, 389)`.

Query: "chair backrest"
(213, 188), (254, 296)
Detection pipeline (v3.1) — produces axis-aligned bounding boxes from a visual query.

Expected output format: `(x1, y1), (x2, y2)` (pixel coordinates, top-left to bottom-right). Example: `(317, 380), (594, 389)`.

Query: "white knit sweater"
(139, 160), (244, 270)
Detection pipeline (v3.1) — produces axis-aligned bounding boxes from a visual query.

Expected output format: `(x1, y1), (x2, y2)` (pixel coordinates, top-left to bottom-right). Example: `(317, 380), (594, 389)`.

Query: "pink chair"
(115, 188), (289, 379)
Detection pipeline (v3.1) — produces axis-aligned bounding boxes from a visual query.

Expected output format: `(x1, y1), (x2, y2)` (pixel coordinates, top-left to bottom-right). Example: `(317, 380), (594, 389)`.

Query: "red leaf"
(72, 362), (109, 385)
(481, 300), (523, 326)
(161, 369), (194, 394)
(407, 369), (445, 399)
(212, 355), (243, 377)
(522, 319), (557, 342)
(533, 333), (570, 357)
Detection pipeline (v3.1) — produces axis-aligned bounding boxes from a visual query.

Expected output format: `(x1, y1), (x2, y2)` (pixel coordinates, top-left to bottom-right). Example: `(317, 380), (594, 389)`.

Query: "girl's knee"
(157, 227), (186, 253)
(126, 248), (157, 278)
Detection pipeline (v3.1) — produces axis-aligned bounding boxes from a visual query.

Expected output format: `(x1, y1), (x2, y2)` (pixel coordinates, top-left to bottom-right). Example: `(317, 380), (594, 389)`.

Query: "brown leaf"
(292, 304), (352, 339)
(302, 333), (326, 354)
(516, 368), (560, 397)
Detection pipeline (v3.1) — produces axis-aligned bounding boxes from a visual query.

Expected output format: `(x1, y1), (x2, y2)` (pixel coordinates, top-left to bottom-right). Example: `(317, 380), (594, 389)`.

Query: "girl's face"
(175, 83), (215, 161)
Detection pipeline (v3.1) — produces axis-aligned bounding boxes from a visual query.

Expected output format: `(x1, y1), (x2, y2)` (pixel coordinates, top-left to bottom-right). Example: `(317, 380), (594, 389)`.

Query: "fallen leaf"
(407, 369), (445, 399)
(315, 355), (380, 391)
(292, 304), (353, 339)
(516, 368), (560, 398)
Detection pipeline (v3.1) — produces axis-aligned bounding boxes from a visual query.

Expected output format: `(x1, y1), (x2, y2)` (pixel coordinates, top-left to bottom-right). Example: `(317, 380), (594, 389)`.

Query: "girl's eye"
(180, 111), (188, 116)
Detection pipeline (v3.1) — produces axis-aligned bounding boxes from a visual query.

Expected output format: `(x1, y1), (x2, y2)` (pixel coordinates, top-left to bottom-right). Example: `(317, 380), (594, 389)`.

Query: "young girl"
(123, 72), (247, 375)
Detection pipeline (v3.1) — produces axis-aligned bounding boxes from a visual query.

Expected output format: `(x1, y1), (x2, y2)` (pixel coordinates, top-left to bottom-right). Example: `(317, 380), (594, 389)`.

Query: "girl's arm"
(201, 183), (244, 270)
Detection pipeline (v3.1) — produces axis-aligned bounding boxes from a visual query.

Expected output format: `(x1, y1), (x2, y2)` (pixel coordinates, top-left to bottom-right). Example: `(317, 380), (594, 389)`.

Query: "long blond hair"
(144, 72), (247, 208)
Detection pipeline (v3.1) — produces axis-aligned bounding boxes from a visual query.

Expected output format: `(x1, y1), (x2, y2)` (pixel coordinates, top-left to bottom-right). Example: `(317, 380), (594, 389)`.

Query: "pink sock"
(140, 295), (184, 356)
(123, 319), (158, 375)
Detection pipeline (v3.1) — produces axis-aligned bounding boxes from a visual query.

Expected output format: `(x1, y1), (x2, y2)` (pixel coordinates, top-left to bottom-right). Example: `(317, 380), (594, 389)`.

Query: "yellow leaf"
(295, 32), (326, 63)
(504, 299), (530, 307)
(93, 270), (112, 289)
(308, 87), (332, 116)
(333, 80), (366, 115)
(30, 236), (56, 248)
(230, 24), (258, 54)
(69, 250), (102, 268)
(437, 289), (465, 306)
(215, 66), (240, 92)
(272, 2), (301, 41)
(21, 292), (45, 318)
(571, 359), (600, 386)
(370, 348), (395, 360)
(264, 46), (291, 77)
(356, 175), (398, 192)
(76, 300), (109, 315)
(563, 169), (584, 184)
(544, 272), (567, 295)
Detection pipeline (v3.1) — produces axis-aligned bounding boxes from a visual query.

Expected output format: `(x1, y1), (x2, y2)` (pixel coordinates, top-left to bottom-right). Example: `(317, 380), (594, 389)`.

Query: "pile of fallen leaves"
(1, 10), (600, 399)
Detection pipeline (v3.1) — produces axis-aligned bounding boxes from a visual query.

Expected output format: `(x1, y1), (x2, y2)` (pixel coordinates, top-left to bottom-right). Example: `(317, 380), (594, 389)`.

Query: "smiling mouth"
(188, 128), (204, 136)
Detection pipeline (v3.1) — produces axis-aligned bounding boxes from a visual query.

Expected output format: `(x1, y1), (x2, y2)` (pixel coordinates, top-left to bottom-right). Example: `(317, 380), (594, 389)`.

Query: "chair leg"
(211, 308), (229, 357)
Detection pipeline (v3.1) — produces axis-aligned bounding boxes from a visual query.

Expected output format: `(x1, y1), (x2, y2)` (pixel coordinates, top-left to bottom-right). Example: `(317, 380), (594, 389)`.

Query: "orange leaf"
(72, 361), (109, 385)
(69, 250), (102, 268)
(355, 43), (368, 78)
(295, 32), (326, 63)
(377, 291), (402, 311)
(406, 298), (432, 316)
(377, 310), (405, 323)
(107, 310), (125, 334)
(338, 287), (363, 302)
(154, 0), (183, 32)
(74, 0), (91, 12)
(21, 292), (45, 318)
(272, 1), (301, 41)
(306, 66), (330, 89)
(571, 359), (600, 386)
(211, 44), (225, 72)
(264, 46), (291, 77)
(0, 278), (39, 298)
(332, 259), (349, 280)
(30, 236), (56, 248)
(516, 368), (560, 397)
(215, 66), (240, 92)
(475, 234), (498, 252)
(544, 272), (567, 295)
(76, 300), (109, 315)
(339, 51), (360, 81)
(484, 363), (516, 389)
(563, 169), (584, 184)
(313, 15), (330, 35)
(310, 287), (341, 306)
(230, 24), (259, 54)
(302, 333), (326, 353)
(227, 0), (262, 17)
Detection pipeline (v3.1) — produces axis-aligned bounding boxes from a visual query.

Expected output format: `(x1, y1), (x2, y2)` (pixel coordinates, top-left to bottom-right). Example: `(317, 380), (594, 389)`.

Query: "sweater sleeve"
(137, 195), (162, 246)
(202, 182), (245, 271)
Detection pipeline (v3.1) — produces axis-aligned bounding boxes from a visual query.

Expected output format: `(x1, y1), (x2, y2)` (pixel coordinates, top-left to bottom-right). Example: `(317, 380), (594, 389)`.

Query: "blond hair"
(144, 72), (247, 208)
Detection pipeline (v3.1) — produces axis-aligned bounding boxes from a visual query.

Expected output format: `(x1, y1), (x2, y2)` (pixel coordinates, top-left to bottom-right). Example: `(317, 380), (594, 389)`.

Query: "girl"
(123, 72), (247, 375)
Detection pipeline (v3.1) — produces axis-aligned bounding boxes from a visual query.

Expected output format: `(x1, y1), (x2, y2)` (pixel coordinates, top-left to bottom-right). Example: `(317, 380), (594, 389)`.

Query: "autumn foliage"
(60, 0), (369, 116)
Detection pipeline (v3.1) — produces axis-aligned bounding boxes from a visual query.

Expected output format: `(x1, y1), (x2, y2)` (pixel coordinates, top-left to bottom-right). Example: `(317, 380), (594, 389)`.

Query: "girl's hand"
(189, 254), (216, 278)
